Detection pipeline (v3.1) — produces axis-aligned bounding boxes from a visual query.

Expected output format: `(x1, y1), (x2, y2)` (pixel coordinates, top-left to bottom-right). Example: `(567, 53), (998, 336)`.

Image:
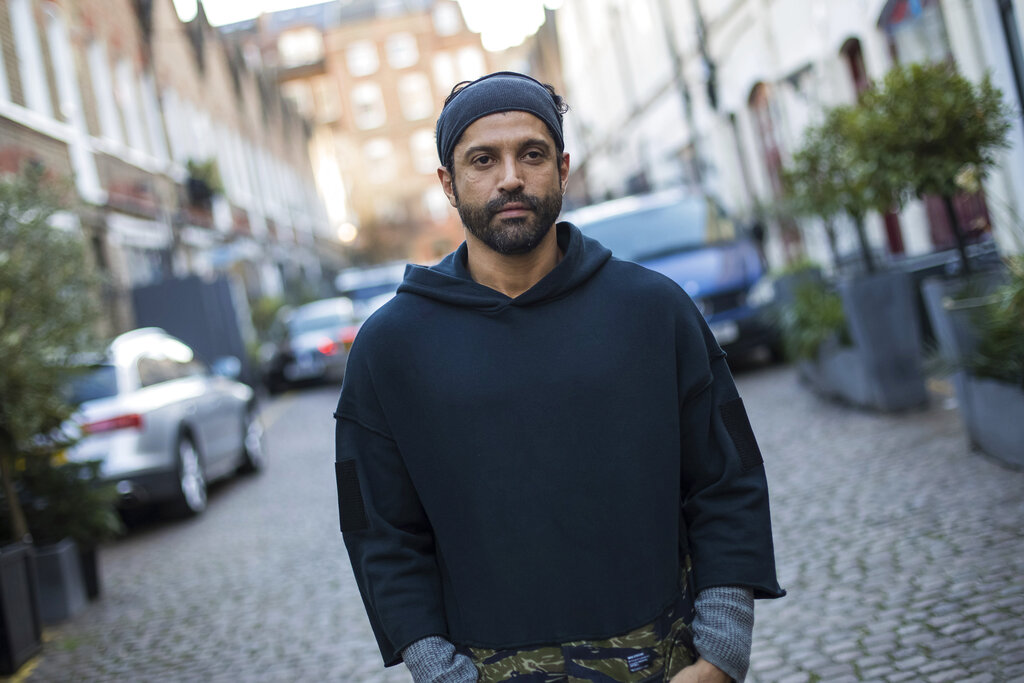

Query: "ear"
(559, 152), (571, 195)
(438, 166), (458, 207)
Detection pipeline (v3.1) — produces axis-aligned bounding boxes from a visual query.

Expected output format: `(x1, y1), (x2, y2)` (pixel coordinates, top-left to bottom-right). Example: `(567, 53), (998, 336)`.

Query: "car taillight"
(318, 339), (338, 356)
(83, 413), (143, 434)
(339, 325), (360, 346)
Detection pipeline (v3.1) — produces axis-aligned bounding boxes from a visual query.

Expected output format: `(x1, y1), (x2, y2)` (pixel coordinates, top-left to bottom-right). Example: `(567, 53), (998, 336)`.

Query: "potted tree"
(781, 104), (928, 410)
(16, 453), (123, 607)
(875, 64), (1022, 450)
(865, 63), (1012, 276)
(0, 165), (102, 663)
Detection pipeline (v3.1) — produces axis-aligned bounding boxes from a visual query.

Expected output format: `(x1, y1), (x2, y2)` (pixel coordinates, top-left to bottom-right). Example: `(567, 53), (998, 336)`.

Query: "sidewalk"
(741, 366), (1024, 682)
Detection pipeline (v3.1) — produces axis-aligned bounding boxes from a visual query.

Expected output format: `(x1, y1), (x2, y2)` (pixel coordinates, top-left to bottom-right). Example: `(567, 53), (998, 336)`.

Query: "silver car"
(65, 328), (265, 517)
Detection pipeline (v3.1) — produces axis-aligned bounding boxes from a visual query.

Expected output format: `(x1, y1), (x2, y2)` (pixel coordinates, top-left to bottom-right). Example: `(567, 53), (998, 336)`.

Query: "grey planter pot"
(800, 271), (928, 411)
(34, 538), (87, 625)
(921, 274), (1022, 468)
(0, 542), (43, 674)
(962, 376), (1024, 468)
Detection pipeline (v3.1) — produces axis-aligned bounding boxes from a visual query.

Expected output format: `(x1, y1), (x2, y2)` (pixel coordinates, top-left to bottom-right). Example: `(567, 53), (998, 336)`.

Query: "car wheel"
(239, 409), (265, 474)
(167, 435), (207, 517)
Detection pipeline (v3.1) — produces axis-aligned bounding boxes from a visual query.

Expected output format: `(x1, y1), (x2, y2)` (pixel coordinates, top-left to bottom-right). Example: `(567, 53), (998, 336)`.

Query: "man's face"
(439, 111), (570, 255)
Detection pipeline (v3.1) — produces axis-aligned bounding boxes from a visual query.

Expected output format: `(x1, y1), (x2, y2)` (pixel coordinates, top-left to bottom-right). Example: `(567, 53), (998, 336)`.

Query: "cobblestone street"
(15, 363), (1024, 682)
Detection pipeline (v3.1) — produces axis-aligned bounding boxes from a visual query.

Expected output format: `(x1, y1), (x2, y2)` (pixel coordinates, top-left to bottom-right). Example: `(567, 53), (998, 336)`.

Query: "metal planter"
(34, 538), (87, 625)
(0, 542), (43, 674)
(799, 271), (928, 411)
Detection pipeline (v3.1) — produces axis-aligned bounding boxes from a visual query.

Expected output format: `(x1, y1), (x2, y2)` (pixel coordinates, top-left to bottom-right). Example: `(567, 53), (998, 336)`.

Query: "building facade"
(0, 0), (333, 335)
(222, 0), (501, 265)
(555, 0), (1024, 269)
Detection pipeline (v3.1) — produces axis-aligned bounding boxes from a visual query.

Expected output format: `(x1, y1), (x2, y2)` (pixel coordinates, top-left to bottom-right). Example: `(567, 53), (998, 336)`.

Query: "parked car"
(261, 297), (362, 393)
(563, 189), (780, 357)
(63, 328), (264, 517)
(335, 260), (405, 320)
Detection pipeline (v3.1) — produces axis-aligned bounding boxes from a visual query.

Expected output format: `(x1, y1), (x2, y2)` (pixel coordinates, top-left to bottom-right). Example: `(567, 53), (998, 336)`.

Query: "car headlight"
(747, 277), (776, 308)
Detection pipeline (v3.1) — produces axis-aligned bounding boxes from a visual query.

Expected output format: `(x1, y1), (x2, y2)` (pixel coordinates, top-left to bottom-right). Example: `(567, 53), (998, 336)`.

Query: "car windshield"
(65, 364), (119, 404)
(577, 199), (736, 261)
(288, 313), (351, 337)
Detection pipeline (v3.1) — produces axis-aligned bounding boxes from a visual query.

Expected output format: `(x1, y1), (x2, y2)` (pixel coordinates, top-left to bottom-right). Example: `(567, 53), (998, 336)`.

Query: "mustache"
(486, 192), (539, 214)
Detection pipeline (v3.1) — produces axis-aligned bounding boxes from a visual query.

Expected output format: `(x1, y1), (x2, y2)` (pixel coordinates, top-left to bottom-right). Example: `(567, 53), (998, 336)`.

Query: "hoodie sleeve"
(677, 310), (785, 600)
(334, 341), (449, 666)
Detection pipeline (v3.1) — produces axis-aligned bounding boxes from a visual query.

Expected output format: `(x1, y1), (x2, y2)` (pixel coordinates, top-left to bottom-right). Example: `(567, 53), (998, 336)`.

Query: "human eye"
(471, 154), (494, 166)
(523, 148), (547, 162)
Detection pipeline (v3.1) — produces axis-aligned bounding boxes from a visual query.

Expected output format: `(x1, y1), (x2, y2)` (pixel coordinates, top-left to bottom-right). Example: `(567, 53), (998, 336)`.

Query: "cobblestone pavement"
(746, 369), (1024, 683)
(15, 364), (1024, 682)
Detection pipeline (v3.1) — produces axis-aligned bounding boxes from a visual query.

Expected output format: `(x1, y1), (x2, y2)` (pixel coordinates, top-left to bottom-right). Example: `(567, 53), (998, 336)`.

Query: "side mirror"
(211, 356), (242, 380)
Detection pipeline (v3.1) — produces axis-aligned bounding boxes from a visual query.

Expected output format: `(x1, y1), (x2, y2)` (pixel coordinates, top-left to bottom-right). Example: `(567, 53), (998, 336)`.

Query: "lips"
(494, 202), (531, 216)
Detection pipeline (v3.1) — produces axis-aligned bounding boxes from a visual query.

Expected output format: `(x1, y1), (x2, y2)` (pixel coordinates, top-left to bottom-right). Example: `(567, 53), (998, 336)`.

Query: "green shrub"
(969, 257), (1024, 387)
(776, 282), (850, 361)
(0, 165), (101, 542)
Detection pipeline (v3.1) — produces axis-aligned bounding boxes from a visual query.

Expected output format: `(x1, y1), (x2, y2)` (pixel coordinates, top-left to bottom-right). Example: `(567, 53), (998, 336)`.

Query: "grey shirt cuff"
(401, 635), (478, 683)
(692, 586), (755, 682)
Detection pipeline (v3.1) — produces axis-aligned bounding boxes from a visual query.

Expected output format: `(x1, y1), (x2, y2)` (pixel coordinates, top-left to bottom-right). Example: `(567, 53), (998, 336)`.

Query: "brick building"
(0, 0), (332, 334)
(221, 0), (502, 264)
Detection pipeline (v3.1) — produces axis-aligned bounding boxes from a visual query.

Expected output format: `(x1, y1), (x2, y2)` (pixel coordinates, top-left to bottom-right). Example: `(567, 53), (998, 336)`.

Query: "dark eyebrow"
(461, 138), (554, 161)
(520, 138), (553, 153)
(462, 144), (498, 160)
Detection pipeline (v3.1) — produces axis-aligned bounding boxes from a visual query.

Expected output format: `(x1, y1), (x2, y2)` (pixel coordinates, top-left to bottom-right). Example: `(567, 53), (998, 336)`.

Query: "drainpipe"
(996, 0), (1024, 123)
(654, 0), (705, 187)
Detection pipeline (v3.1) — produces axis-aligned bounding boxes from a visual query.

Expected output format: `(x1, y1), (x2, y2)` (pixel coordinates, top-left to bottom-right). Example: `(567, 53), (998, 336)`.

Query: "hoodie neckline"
(398, 222), (611, 311)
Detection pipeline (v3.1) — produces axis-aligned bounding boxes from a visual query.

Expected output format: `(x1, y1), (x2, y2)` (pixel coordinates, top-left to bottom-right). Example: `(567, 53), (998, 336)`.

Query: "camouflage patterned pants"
(460, 563), (697, 683)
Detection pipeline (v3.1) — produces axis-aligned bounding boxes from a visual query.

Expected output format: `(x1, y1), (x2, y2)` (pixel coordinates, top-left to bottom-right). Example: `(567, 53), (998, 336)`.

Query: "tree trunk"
(0, 431), (30, 542)
(942, 194), (972, 276)
(824, 218), (841, 271)
(853, 213), (876, 273)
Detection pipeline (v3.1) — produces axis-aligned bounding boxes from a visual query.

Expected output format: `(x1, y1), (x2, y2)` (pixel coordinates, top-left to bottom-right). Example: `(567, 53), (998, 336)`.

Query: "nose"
(496, 156), (525, 194)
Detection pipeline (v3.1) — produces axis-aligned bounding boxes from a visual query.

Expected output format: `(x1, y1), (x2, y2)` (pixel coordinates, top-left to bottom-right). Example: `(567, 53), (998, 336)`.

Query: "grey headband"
(435, 71), (564, 165)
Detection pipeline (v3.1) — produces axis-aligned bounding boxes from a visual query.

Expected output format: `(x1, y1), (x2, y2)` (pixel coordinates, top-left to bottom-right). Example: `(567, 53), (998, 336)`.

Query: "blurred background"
(0, 0), (1021, 359)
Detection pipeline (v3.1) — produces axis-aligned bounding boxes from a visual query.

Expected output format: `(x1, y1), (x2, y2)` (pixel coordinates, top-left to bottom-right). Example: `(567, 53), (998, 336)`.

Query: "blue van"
(564, 189), (779, 356)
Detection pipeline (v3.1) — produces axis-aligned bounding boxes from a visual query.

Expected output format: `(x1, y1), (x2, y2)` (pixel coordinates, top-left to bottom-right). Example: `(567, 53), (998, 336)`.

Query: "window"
(346, 40), (379, 77)
(456, 47), (485, 82)
(115, 60), (148, 153)
(47, 7), (104, 202)
(432, 52), (457, 92)
(278, 27), (324, 68)
(410, 129), (438, 175)
(88, 42), (122, 142)
(880, 0), (952, 64)
(140, 73), (169, 161)
(282, 80), (314, 118)
(137, 356), (178, 387)
(386, 33), (419, 69)
(9, 0), (52, 116)
(363, 138), (396, 184)
(398, 73), (433, 121)
(433, 2), (461, 36)
(351, 82), (386, 129)
(312, 76), (341, 122)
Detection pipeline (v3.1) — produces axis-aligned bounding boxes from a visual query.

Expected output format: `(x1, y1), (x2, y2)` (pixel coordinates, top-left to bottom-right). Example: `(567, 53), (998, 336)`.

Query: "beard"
(455, 183), (563, 256)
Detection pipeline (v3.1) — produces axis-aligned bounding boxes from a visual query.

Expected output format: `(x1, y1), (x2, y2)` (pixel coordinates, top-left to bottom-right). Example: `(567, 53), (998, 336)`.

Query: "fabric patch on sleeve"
(336, 459), (369, 532)
(719, 398), (763, 471)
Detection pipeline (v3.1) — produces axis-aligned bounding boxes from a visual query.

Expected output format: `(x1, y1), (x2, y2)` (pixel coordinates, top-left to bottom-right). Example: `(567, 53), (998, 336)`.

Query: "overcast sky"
(172, 0), (562, 51)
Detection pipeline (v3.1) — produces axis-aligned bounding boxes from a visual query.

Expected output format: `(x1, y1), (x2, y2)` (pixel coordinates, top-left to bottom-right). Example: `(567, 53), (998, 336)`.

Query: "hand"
(668, 657), (731, 683)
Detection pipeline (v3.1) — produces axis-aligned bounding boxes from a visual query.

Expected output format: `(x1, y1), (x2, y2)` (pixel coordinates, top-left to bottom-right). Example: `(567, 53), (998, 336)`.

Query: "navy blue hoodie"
(334, 223), (783, 666)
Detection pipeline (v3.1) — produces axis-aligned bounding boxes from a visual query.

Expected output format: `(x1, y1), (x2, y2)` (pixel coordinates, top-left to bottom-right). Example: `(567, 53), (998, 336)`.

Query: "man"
(334, 72), (784, 683)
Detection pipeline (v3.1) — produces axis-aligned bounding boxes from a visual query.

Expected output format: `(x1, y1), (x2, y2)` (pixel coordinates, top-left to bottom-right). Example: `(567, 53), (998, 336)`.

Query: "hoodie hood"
(398, 222), (612, 311)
